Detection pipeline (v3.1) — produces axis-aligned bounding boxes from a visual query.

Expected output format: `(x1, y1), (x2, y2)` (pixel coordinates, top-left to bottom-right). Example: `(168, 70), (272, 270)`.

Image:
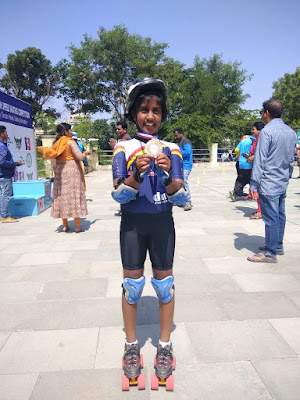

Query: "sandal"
(62, 226), (70, 232)
(75, 226), (84, 233)
(247, 252), (277, 263)
(250, 212), (262, 219)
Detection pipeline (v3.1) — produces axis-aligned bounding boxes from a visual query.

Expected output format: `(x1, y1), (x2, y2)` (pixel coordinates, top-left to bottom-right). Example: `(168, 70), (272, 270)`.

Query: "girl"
(111, 78), (186, 390)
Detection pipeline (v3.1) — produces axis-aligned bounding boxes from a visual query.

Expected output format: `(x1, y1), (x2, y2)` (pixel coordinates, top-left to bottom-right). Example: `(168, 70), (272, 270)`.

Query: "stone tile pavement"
(0, 163), (299, 399)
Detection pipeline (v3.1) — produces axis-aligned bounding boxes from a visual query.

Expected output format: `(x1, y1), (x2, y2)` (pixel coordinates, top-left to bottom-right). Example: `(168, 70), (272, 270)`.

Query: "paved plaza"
(0, 164), (300, 400)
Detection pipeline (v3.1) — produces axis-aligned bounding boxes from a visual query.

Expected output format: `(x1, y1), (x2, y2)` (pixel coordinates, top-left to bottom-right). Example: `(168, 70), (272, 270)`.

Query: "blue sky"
(1, 0), (299, 120)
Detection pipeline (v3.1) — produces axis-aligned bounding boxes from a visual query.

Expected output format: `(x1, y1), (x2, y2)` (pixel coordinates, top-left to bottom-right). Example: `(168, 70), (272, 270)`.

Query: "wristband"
(114, 177), (126, 189)
(132, 163), (144, 183)
(163, 170), (173, 187)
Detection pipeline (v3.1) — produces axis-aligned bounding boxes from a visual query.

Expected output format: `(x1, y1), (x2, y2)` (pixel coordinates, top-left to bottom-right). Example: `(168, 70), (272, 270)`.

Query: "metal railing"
(193, 148), (210, 163)
(99, 148), (213, 164)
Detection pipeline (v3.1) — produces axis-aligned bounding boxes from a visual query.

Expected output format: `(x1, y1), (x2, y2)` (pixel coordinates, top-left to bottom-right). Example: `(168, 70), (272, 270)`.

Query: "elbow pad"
(167, 186), (187, 206)
(111, 183), (138, 204)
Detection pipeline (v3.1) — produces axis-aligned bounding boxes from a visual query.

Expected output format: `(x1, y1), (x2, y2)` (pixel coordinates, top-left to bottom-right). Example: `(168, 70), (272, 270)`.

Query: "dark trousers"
(233, 169), (252, 196)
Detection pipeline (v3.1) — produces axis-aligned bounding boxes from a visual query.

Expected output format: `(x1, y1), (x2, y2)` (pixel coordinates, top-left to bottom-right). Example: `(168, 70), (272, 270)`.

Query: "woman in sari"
(38, 123), (90, 233)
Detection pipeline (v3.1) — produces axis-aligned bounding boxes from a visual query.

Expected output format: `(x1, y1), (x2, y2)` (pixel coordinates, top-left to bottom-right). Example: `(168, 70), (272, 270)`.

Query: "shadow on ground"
(55, 218), (100, 233)
(234, 232), (264, 252)
(121, 295), (177, 348)
(235, 205), (257, 218)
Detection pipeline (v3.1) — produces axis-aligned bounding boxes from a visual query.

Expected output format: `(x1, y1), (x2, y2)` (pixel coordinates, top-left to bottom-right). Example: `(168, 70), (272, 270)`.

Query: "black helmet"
(126, 77), (167, 122)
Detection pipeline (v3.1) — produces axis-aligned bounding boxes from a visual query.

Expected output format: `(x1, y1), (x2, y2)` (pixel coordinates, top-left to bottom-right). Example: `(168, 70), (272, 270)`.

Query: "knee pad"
(151, 276), (174, 304)
(122, 276), (145, 304)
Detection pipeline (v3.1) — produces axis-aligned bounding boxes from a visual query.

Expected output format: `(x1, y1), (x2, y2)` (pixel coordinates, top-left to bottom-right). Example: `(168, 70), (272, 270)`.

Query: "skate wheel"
(121, 375), (129, 391)
(166, 374), (174, 391)
(137, 373), (146, 390)
(151, 373), (159, 390)
(121, 356), (124, 370)
(140, 354), (144, 369)
(172, 355), (176, 370)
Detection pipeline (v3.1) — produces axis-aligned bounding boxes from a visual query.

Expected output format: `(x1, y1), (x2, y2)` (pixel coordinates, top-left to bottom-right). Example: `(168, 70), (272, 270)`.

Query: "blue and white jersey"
(112, 133), (183, 214)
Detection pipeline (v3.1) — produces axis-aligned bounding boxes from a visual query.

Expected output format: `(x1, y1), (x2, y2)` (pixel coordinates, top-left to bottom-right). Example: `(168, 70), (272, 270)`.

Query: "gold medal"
(145, 138), (163, 157)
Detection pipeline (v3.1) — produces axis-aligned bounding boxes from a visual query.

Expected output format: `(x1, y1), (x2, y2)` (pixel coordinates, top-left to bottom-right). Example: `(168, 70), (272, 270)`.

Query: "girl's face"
(135, 96), (162, 135)
(65, 129), (73, 137)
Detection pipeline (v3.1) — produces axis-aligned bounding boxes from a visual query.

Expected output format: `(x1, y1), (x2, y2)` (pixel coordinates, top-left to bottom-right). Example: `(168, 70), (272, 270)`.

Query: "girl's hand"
(155, 153), (171, 172)
(136, 154), (153, 173)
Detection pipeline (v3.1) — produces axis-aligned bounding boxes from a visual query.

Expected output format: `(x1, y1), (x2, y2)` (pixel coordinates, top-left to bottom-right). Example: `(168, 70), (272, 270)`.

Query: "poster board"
(0, 91), (37, 181)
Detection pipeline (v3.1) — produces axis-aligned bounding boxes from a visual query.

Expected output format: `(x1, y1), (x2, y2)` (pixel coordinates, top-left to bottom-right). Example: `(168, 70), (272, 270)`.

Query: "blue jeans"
(183, 169), (192, 204)
(259, 193), (286, 258)
(0, 178), (13, 219)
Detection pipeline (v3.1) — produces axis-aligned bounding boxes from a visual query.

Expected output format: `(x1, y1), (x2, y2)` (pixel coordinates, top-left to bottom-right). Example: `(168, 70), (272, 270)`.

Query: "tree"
(180, 54), (252, 117)
(0, 47), (61, 121)
(35, 112), (57, 135)
(62, 25), (169, 119)
(272, 67), (300, 130)
(72, 118), (113, 149)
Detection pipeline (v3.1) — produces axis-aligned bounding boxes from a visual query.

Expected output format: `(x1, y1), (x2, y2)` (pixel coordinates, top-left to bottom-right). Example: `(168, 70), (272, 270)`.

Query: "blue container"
(12, 179), (51, 197)
(8, 195), (51, 217)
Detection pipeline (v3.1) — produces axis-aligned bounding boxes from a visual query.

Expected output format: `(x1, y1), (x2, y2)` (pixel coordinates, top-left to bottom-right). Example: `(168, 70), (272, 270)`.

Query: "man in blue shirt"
(0, 126), (24, 223)
(229, 134), (255, 201)
(174, 128), (193, 211)
(247, 99), (297, 263)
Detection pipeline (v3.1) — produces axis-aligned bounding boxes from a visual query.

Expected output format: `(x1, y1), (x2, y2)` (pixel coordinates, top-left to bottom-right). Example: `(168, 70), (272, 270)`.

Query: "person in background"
(110, 121), (132, 216)
(229, 133), (255, 201)
(295, 143), (300, 178)
(247, 99), (297, 263)
(174, 128), (193, 211)
(38, 123), (91, 233)
(72, 132), (89, 174)
(109, 121), (132, 149)
(0, 125), (24, 223)
(247, 122), (265, 219)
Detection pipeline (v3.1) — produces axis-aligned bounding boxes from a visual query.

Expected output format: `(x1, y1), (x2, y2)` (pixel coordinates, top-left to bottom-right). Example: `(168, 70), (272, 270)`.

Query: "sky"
(1, 0), (299, 121)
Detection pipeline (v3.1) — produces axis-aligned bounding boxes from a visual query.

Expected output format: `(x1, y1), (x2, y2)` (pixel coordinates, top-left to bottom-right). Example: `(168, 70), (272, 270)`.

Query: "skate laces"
(157, 345), (172, 367)
(125, 344), (139, 368)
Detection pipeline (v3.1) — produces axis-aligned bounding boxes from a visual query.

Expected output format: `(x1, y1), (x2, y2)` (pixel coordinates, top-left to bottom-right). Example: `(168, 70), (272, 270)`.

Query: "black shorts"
(120, 212), (175, 271)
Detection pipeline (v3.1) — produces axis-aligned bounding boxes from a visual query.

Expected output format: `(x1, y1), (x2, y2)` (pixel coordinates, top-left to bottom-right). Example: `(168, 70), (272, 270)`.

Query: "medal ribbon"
(136, 132), (158, 141)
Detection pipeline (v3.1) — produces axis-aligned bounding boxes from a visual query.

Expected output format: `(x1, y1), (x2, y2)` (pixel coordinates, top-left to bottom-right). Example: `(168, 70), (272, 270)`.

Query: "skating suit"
(112, 135), (184, 214)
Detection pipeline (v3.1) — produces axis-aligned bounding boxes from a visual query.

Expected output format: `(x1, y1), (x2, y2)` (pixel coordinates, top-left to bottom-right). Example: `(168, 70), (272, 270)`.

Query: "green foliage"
(221, 108), (260, 146)
(62, 25), (168, 118)
(160, 108), (260, 149)
(0, 47), (61, 120)
(35, 112), (57, 135)
(36, 147), (47, 178)
(0, 27), (265, 149)
(273, 67), (300, 130)
(72, 118), (113, 150)
(93, 119), (114, 149)
(180, 54), (252, 117)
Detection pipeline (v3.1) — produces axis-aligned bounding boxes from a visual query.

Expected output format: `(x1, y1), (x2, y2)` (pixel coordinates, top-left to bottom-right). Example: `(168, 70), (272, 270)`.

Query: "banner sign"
(0, 91), (37, 181)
